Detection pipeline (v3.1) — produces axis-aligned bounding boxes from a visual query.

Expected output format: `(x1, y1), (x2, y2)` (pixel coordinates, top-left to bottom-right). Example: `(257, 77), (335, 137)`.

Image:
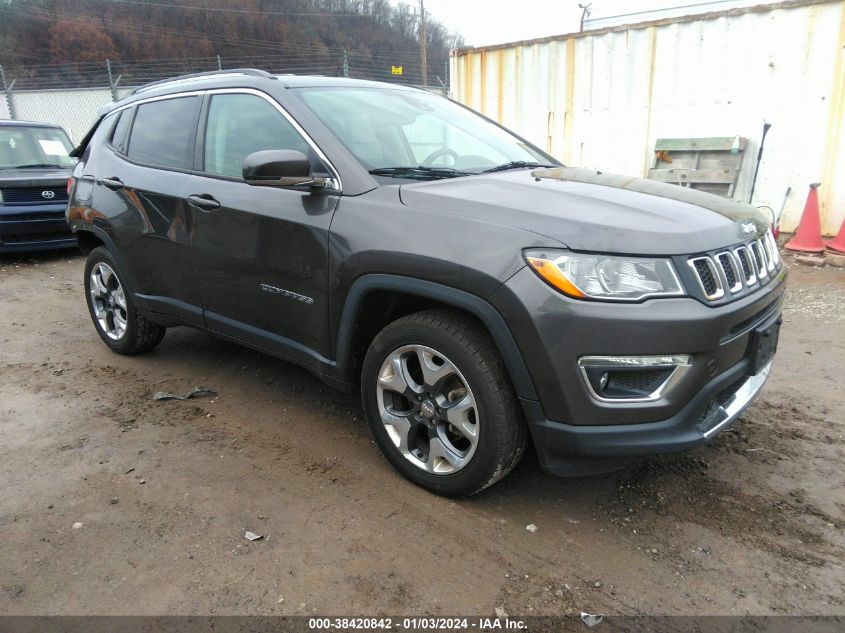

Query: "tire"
(84, 246), (166, 354)
(361, 309), (527, 496)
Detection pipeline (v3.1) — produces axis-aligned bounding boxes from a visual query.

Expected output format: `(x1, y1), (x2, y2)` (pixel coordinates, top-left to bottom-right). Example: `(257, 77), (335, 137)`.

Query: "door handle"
(187, 194), (221, 211)
(100, 177), (124, 190)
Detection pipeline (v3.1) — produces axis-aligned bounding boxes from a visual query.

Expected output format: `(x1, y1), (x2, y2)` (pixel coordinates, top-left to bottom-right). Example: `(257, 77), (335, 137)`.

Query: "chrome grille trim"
(688, 256), (725, 300)
(690, 231), (780, 302)
(750, 240), (769, 278)
(760, 238), (771, 273)
(715, 251), (743, 294)
(734, 246), (757, 285)
(761, 235), (777, 271)
(765, 231), (781, 266)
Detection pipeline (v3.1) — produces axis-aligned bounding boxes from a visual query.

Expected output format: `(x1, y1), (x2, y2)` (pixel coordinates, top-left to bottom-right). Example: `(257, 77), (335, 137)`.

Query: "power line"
(109, 0), (363, 17)
(3, 52), (431, 80)
(0, 3), (449, 90)
(6, 4), (445, 63)
(3, 5), (296, 54)
(2, 3), (451, 63)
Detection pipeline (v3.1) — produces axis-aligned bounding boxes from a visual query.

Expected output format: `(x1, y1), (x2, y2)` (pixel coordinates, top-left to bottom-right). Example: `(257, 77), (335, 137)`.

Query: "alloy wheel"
(89, 262), (128, 340)
(376, 344), (479, 474)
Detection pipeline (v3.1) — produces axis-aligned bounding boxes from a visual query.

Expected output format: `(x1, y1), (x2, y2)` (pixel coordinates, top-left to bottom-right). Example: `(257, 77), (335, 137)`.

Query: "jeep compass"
(67, 69), (786, 495)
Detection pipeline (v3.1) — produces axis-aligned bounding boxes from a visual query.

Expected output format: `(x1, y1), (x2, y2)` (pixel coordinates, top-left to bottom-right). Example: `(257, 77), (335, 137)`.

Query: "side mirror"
(242, 150), (328, 188)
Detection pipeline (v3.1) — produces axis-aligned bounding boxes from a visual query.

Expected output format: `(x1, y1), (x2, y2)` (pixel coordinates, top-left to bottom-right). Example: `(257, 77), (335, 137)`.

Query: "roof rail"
(129, 68), (275, 96)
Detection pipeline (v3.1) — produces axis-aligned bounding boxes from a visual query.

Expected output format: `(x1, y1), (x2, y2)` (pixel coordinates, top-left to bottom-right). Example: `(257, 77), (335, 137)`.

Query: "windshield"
(0, 125), (75, 169)
(297, 87), (554, 178)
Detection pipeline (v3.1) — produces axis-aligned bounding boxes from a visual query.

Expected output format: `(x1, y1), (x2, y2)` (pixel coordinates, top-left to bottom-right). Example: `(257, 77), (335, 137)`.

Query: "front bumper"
(491, 265), (787, 475)
(522, 353), (773, 475)
(0, 204), (76, 252)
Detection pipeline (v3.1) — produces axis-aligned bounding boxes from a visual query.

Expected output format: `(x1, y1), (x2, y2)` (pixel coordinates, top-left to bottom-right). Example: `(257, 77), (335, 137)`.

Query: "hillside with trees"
(0, 0), (463, 88)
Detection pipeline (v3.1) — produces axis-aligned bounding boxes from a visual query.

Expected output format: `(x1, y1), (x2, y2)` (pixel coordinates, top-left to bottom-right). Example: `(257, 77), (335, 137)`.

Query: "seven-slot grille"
(0, 186), (68, 204)
(688, 231), (780, 301)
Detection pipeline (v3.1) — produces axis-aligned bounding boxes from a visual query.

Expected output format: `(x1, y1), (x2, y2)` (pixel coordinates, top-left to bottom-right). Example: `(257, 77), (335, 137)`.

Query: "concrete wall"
(451, 0), (845, 235)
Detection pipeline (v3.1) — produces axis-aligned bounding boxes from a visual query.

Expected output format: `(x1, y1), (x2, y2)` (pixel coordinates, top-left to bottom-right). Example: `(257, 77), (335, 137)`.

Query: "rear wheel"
(84, 246), (165, 354)
(361, 310), (526, 496)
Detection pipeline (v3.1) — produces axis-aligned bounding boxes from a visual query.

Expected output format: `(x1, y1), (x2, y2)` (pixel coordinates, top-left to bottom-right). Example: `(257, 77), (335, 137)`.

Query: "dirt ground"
(0, 250), (843, 617)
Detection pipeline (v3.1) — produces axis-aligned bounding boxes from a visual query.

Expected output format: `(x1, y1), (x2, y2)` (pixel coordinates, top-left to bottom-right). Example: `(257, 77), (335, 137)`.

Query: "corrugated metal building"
(582, 0), (784, 30)
(450, 0), (845, 235)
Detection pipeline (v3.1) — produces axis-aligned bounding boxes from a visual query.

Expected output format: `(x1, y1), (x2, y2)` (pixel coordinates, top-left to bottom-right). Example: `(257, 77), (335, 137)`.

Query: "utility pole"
(419, 0), (427, 87)
(106, 59), (120, 102)
(578, 3), (592, 32)
(0, 65), (17, 119)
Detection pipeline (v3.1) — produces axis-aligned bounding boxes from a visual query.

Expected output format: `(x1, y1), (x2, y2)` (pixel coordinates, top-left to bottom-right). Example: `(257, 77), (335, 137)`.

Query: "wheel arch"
(73, 226), (140, 289)
(333, 274), (539, 402)
(75, 228), (105, 255)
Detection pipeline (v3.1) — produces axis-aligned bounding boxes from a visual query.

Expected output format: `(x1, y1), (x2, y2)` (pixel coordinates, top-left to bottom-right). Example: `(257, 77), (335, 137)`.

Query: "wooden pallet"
(647, 136), (747, 198)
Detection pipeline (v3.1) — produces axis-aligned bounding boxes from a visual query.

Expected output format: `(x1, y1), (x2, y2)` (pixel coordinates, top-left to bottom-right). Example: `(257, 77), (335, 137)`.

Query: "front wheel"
(84, 246), (166, 354)
(361, 310), (527, 496)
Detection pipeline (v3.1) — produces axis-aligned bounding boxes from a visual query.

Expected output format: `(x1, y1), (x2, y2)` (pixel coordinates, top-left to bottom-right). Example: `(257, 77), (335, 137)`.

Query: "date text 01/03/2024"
(307, 617), (528, 630)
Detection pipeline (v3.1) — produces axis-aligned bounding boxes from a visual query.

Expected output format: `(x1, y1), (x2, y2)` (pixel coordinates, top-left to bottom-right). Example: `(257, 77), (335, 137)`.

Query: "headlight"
(524, 249), (685, 301)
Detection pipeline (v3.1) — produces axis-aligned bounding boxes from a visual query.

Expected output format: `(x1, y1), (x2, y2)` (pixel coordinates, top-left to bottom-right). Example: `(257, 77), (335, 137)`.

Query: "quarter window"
(203, 93), (311, 178)
(127, 96), (200, 170)
(109, 108), (133, 155)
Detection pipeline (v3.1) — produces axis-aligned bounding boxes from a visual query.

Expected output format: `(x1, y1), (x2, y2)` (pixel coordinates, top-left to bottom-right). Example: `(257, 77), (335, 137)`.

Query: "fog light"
(578, 355), (692, 403)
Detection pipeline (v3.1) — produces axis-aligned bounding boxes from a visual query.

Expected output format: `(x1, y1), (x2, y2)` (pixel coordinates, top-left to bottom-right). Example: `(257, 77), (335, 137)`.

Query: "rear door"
(186, 90), (339, 361)
(103, 95), (203, 323)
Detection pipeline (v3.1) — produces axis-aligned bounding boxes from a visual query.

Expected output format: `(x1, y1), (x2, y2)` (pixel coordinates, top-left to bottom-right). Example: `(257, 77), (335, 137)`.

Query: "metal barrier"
(0, 54), (450, 142)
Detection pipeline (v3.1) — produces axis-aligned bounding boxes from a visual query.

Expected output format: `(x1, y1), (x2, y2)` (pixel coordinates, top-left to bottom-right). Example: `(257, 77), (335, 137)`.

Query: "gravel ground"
(0, 250), (843, 617)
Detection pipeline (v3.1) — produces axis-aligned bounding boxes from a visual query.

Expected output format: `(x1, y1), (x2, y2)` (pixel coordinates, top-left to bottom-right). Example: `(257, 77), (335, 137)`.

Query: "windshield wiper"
(368, 166), (473, 180)
(9, 163), (68, 169)
(482, 161), (556, 173)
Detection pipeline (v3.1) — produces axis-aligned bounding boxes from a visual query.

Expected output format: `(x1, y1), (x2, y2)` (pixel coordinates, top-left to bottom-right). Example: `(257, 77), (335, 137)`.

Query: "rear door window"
(127, 96), (200, 170)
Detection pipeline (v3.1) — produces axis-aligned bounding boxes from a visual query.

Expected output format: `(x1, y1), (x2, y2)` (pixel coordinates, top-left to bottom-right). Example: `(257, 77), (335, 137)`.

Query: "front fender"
(332, 273), (538, 402)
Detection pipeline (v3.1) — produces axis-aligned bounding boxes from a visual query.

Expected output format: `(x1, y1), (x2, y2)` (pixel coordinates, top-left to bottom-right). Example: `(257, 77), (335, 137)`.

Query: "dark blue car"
(0, 120), (76, 252)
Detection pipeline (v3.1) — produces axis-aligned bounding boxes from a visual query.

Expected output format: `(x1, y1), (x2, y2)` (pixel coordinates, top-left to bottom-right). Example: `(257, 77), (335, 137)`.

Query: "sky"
(409, 0), (781, 48)
(419, 0), (583, 47)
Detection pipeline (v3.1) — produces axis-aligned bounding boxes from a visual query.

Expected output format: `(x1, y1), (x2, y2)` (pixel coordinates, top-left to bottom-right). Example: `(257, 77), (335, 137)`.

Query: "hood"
(0, 168), (73, 188)
(399, 167), (769, 255)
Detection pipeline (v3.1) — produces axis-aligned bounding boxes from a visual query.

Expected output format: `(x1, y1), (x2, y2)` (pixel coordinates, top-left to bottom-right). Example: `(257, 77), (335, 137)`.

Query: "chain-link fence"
(1, 52), (450, 142)
(2, 87), (134, 142)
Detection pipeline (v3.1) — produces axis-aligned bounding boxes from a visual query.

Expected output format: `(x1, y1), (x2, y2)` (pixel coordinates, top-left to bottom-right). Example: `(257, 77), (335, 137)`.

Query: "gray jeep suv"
(67, 69), (786, 495)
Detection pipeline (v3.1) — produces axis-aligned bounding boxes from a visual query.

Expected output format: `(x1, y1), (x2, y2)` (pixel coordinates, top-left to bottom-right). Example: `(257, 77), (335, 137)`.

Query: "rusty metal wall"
(451, 0), (845, 235)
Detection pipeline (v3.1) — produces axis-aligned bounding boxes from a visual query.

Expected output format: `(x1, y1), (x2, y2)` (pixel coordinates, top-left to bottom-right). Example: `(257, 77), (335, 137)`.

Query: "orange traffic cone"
(785, 183), (825, 252)
(825, 217), (845, 254)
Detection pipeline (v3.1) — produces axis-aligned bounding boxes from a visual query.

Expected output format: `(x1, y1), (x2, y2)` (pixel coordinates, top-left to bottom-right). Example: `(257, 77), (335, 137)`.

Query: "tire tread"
(363, 308), (527, 495)
(85, 246), (166, 355)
